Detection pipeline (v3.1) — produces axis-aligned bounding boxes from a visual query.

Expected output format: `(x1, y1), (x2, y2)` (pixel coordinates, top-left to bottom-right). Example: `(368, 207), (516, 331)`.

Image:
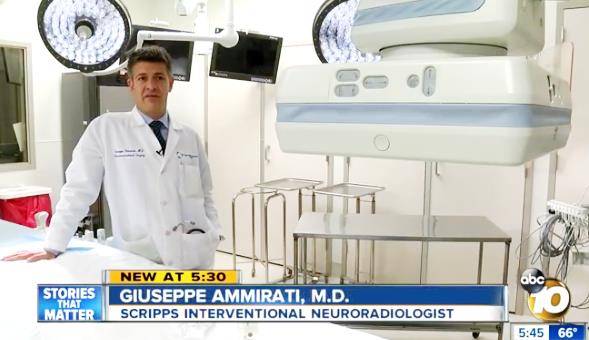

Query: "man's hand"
(1, 250), (56, 262)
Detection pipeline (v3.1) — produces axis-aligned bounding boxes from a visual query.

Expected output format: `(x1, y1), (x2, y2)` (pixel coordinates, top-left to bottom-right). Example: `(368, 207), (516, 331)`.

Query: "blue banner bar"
(108, 285), (506, 306)
(549, 324), (586, 340)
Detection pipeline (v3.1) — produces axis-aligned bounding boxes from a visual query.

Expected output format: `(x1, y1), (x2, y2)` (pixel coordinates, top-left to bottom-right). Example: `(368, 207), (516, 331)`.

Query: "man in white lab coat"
(3, 46), (221, 268)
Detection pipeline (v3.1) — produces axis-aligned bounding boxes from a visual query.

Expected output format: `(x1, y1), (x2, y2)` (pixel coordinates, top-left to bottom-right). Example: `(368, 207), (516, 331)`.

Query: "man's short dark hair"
(127, 45), (172, 75)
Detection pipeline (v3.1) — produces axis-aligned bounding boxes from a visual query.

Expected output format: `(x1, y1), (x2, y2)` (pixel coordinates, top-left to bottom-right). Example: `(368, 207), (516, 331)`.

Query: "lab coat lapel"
(161, 119), (181, 173)
(131, 108), (165, 161)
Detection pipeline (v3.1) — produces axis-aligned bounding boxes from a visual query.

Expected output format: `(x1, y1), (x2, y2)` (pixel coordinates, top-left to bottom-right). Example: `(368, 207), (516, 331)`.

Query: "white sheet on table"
(1, 239), (384, 340)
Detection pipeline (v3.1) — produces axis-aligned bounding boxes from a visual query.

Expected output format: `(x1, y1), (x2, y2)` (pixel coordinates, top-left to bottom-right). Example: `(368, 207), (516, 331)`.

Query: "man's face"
(127, 61), (174, 118)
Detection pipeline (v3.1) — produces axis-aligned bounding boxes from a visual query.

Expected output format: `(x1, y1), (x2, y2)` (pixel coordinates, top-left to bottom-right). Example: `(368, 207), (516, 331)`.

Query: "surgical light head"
(37, 0), (131, 72)
(37, 0), (238, 76)
(312, 0), (380, 64)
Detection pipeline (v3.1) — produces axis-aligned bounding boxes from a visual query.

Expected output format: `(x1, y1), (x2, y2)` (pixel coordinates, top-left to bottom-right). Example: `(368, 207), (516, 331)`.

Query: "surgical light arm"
(136, 29), (238, 51)
(89, 0), (238, 77)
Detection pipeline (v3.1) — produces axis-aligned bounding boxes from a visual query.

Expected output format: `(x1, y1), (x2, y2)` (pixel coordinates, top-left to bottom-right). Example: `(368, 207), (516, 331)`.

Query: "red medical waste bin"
(0, 186), (52, 228)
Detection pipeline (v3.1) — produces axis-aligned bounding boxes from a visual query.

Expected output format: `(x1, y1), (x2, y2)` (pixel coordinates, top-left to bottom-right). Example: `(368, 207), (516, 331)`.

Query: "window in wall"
(0, 44), (30, 165)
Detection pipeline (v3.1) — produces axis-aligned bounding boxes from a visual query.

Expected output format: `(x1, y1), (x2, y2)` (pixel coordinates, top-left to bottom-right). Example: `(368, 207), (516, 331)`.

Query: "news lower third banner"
(37, 271), (508, 322)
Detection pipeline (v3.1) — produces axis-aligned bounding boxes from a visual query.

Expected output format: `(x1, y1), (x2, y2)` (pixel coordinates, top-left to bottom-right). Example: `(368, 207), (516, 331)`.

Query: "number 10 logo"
(521, 268), (571, 322)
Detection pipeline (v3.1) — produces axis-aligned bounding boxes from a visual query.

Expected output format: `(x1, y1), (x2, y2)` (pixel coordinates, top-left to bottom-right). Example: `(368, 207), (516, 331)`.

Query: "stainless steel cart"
(231, 178), (321, 283)
(293, 213), (512, 339)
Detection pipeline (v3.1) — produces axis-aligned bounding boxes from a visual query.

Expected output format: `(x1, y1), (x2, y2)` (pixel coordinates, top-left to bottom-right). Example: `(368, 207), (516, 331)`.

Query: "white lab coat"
(46, 107), (221, 268)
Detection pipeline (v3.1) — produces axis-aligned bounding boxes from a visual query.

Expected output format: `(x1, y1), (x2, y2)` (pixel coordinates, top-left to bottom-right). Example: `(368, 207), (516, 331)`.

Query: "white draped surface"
(0, 219), (383, 340)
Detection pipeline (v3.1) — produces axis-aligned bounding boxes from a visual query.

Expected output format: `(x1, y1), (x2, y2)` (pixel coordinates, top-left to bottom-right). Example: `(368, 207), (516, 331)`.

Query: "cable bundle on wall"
(528, 200), (589, 309)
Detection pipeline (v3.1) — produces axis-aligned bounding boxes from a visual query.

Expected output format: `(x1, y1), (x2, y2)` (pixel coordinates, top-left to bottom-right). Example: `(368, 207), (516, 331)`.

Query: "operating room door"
(60, 73), (134, 237)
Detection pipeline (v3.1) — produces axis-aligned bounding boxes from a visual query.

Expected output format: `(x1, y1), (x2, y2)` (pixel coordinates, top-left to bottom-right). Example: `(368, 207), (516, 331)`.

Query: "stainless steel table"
(293, 213), (512, 285)
(311, 183), (385, 283)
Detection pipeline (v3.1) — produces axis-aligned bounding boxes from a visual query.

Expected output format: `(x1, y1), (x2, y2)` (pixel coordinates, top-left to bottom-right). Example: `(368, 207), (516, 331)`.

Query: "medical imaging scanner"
(275, 0), (572, 165)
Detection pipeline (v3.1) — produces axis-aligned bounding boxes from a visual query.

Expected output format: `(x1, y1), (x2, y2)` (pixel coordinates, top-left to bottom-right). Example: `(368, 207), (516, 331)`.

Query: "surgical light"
(312, 0), (380, 64)
(37, 0), (131, 72)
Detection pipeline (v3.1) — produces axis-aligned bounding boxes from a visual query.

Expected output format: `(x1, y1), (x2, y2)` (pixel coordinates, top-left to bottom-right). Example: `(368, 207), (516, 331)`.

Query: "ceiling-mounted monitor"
(210, 30), (282, 84)
(121, 25), (194, 82)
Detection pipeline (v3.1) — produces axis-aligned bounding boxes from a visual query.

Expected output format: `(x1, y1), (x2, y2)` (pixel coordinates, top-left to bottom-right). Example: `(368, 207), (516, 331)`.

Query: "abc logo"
(520, 268), (570, 321)
(520, 268), (546, 293)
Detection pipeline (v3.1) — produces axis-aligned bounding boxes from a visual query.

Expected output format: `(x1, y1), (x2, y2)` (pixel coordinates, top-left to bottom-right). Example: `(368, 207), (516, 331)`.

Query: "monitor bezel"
(209, 31), (283, 84)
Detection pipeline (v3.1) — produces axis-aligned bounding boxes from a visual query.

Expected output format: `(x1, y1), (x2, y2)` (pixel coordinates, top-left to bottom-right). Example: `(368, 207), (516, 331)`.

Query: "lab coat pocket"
(109, 235), (162, 263)
(180, 227), (220, 269)
(181, 163), (203, 198)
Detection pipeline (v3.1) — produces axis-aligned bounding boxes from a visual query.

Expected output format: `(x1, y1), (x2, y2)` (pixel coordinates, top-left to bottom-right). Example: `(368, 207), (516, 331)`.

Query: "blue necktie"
(149, 121), (166, 154)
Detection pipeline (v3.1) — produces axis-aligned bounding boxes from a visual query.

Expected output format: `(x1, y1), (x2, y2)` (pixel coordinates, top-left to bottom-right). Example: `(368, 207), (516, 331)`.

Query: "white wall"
(548, 5), (589, 322)
(0, 0), (69, 205)
(205, 0), (327, 262)
(207, 0), (319, 45)
(554, 8), (589, 203)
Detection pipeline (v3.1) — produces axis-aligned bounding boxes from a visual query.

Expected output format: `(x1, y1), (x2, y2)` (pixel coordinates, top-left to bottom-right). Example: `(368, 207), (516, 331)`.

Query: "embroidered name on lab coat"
(176, 152), (199, 164)
(113, 149), (146, 158)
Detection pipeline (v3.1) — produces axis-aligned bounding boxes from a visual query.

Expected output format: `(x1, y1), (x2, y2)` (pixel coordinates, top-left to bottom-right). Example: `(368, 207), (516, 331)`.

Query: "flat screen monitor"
(121, 25), (194, 82)
(210, 31), (282, 84)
